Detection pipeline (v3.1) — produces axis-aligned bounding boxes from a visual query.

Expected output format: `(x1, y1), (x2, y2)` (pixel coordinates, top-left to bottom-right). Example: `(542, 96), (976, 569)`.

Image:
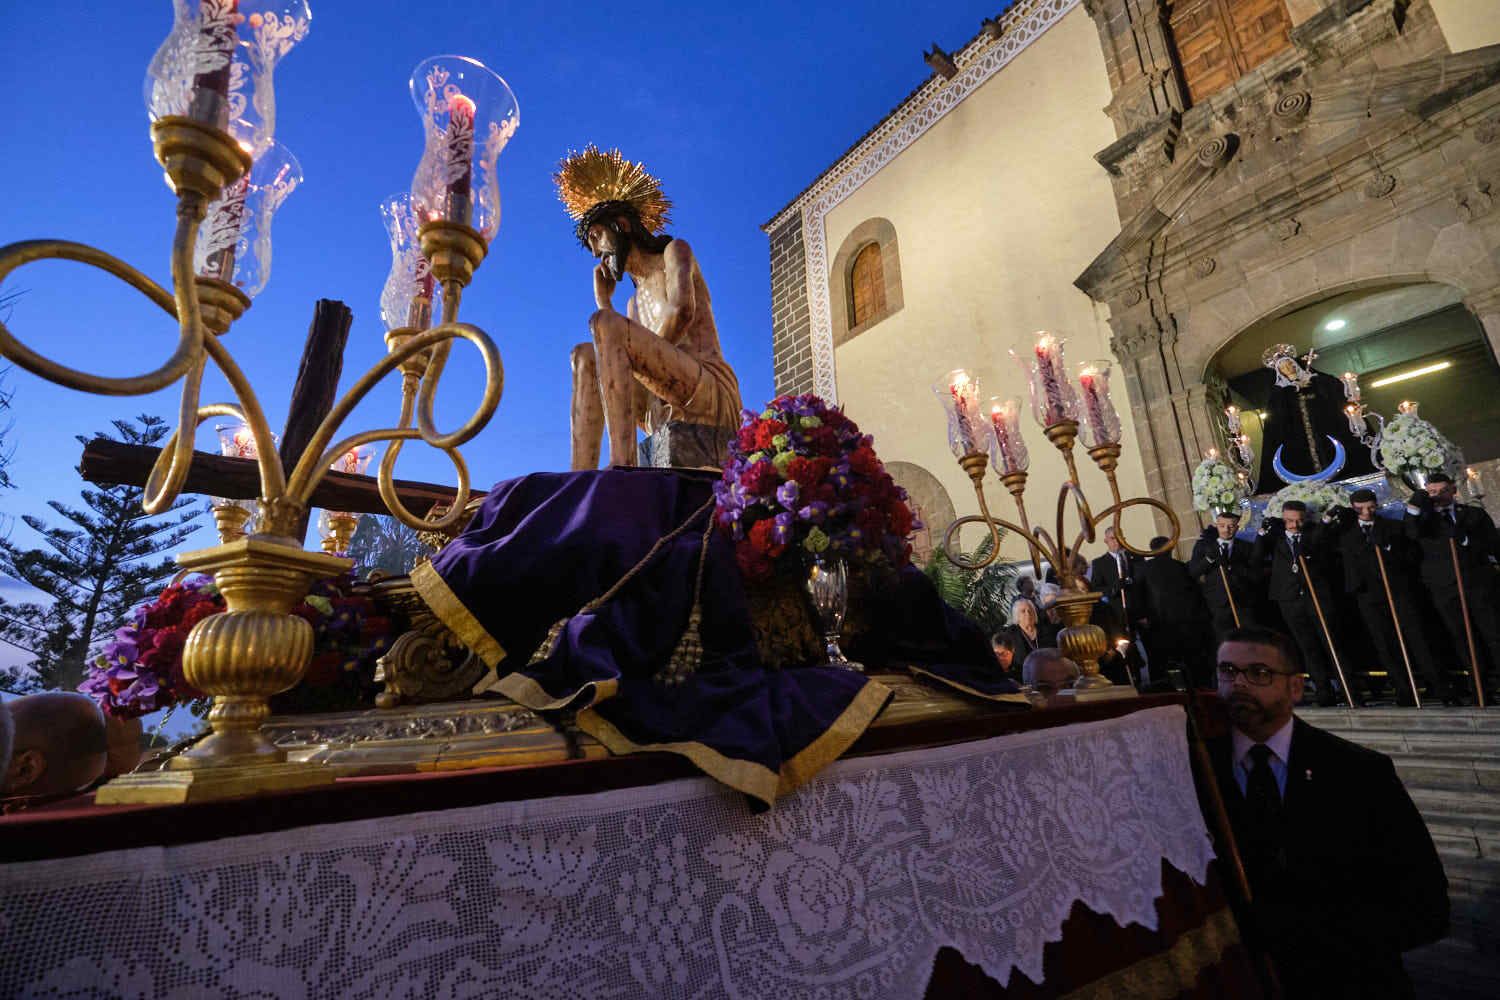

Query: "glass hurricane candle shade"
(985, 396), (1029, 476)
(1013, 333), (1079, 429)
(408, 55), (519, 241)
(332, 444), (375, 477)
(144, 0), (313, 156)
(212, 421), (261, 523)
(1075, 360), (1122, 448)
(932, 370), (989, 459)
(192, 140), (301, 297)
(379, 193), (442, 330)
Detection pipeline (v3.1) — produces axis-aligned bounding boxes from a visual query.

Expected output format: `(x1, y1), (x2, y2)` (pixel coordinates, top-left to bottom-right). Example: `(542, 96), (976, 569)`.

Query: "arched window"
(829, 218), (902, 346)
(850, 243), (886, 328)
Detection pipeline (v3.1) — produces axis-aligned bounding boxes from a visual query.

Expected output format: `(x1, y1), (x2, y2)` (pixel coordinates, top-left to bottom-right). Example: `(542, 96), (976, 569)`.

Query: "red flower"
(752, 419), (788, 452)
(888, 501), (914, 537)
(739, 460), (780, 497)
(736, 426), (758, 454)
(736, 544), (772, 582)
(747, 519), (785, 558)
(787, 456), (830, 489)
(849, 445), (881, 477)
(857, 506), (886, 539)
(807, 426), (838, 456)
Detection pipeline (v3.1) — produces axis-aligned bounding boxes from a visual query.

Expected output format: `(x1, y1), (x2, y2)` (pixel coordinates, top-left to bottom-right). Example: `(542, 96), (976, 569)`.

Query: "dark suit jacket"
(1404, 500), (1500, 591)
(1253, 522), (1337, 603)
(1336, 516), (1416, 595)
(1090, 550), (1143, 611)
(1187, 535), (1258, 612)
(1138, 554), (1207, 626)
(1209, 717), (1449, 998)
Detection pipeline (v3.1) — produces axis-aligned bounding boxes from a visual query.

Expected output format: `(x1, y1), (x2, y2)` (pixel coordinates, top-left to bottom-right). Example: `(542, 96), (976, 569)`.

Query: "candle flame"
(1207, 447), (1219, 459)
(447, 93), (477, 119)
(1467, 467), (1480, 480)
(1225, 405), (1238, 415)
(1398, 400), (1416, 414)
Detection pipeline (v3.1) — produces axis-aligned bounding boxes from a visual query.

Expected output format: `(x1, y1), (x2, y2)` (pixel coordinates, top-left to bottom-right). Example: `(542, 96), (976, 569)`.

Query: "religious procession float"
(0, 4), (1276, 997)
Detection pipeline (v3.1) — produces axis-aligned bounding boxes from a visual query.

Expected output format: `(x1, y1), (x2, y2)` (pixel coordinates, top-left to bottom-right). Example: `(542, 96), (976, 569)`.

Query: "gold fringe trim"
(495, 671), (620, 712)
(1059, 906), (1240, 1000)
(776, 680), (892, 795)
(576, 678), (892, 808)
(906, 666), (1033, 706)
(410, 560), (507, 668)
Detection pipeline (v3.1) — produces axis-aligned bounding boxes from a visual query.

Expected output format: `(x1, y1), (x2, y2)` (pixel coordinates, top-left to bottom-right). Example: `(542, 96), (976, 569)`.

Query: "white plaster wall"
(1430, 0), (1500, 52)
(825, 7), (1157, 562)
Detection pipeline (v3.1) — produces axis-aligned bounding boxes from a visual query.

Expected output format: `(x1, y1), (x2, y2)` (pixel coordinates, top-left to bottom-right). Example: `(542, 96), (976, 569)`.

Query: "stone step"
(1410, 786), (1500, 820)
(1299, 707), (1500, 734)
(1393, 755), (1500, 791)
(1304, 729), (1500, 759)
(1407, 937), (1500, 1000)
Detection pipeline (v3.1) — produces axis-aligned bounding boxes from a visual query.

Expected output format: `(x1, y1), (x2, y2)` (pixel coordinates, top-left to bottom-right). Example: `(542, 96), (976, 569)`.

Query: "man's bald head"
(3, 692), (108, 798)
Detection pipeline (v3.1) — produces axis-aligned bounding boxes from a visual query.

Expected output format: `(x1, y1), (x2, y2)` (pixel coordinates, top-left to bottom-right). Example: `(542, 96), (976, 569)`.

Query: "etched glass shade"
(408, 55), (519, 242)
(193, 141), (302, 297)
(331, 444), (375, 477)
(1012, 332), (1080, 429)
(1076, 360), (1122, 448)
(932, 369), (990, 459)
(379, 193), (442, 331)
(212, 422), (261, 517)
(985, 397), (1030, 476)
(144, 0), (312, 156)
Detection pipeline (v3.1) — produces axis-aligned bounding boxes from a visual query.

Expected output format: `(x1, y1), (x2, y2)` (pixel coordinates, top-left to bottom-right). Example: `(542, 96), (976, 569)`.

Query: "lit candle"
(1034, 334), (1068, 426)
(1341, 371), (1361, 402)
(988, 398), (1029, 474)
(1467, 467), (1480, 482)
(949, 372), (979, 454)
(1078, 366), (1107, 435)
(1206, 447), (1219, 460)
(444, 92), (477, 226)
(1344, 404), (1366, 437)
(1398, 400), (1418, 415)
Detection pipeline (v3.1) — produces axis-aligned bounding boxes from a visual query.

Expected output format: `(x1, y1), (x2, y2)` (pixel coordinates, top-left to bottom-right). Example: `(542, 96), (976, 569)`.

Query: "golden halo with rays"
(553, 145), (673, 235)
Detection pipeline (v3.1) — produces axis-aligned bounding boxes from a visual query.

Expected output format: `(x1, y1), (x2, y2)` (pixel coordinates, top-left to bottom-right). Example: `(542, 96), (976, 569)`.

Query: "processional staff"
(1296, 550), (1355, 708)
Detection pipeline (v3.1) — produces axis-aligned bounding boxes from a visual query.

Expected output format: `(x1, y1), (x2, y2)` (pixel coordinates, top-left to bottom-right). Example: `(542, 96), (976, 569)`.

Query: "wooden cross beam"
(75, 299), (470, 528)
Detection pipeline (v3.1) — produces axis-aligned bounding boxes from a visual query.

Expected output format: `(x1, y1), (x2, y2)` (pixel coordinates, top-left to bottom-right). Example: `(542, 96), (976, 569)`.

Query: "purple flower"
(776, 480), (799, 510)
(798, 501), (829, 525)
(773, 512), (794, 546)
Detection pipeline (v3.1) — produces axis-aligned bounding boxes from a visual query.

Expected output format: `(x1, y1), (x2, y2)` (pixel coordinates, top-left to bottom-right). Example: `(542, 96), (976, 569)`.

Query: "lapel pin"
(1305, 769), (1312, 781)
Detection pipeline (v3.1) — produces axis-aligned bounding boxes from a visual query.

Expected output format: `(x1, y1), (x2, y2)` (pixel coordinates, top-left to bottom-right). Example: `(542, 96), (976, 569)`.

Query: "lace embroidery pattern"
(1, 705), (1212, 998)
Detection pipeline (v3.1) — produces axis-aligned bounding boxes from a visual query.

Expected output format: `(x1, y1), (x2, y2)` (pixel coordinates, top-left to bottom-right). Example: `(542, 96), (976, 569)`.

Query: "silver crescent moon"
(1272, 436), (1347, 483)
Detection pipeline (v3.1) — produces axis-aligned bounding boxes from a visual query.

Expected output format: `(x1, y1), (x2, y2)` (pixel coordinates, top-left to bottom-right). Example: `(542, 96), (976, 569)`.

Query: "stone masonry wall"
(768, 211), (814, 396)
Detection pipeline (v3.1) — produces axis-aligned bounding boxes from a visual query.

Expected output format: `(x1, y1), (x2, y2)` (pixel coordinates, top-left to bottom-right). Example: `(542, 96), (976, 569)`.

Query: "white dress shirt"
(1231, 716), (1294, 798)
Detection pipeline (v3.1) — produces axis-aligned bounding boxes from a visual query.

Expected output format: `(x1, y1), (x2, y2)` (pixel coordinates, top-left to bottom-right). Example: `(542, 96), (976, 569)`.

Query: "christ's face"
(586, 220), (629, 281)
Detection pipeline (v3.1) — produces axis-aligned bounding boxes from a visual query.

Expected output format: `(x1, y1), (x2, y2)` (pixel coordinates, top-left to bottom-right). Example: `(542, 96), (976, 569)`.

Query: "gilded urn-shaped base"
(96, 537), (353, 804)
(1052, 590), (1136, 701)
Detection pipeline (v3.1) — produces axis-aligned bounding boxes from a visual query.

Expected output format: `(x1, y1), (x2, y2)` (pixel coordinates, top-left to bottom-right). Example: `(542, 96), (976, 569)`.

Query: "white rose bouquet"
(1191, 456), (1246, 513)
(1378, 405), (1461, 484)
(1264, 481), (1349, 519)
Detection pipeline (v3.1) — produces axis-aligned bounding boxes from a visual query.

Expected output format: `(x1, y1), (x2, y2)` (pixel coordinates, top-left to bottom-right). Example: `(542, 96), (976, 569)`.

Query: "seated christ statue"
(554, 146), (742, 469)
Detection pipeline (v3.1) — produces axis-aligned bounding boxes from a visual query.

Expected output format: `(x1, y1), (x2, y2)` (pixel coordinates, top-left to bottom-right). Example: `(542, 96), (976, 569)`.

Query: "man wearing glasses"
(1209, 626), (1448, 998)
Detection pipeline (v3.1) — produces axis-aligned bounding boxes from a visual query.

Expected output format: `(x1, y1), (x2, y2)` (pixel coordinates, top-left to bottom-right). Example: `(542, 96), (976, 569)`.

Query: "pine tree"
(0, 415), (202, 692)
(0, 289), (20, 492)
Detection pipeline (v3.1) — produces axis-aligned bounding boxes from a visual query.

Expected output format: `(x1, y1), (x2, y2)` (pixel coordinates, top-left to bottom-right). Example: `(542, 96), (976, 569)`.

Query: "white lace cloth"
(1, 705), (1213, 999)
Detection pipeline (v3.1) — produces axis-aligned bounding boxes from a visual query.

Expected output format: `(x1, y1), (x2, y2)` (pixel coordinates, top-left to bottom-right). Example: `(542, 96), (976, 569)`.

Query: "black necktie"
(1361, 523), (1373, 544)
(1221, 541), (1231, 561)
(1289, 534), (1301, 572)
(1243, 744), (1284, 875)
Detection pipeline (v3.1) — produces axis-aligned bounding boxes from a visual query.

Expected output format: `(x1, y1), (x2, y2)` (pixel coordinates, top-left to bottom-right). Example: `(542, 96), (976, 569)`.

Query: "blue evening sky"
(0, 1), (1010, 592)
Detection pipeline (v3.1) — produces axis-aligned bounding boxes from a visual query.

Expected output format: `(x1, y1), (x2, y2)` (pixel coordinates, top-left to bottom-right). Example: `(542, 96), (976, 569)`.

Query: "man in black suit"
(1333, 489), (1448, 705)
(1253, 500), (1348, 706)
(1209, 626), (1448, 998)
(1188, 509), (1258, 640)
(1137, 535), (1213, 686)
(1090, 526), (1142, 622)
(1404, 472), (1500, 701)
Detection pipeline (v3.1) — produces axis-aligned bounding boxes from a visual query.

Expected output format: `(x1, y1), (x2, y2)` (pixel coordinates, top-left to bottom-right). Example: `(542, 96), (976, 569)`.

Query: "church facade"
(765, 0), (1500, 551)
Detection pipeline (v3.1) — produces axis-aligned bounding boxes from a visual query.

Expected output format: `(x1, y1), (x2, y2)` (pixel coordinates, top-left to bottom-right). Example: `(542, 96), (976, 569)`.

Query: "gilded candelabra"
(935, 336), (1178, 697)
(0, 5), (516, 802)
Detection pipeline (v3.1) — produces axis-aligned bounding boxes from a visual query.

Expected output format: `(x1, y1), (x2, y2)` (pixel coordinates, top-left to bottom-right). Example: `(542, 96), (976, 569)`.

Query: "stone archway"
(884, 460), (955, 566)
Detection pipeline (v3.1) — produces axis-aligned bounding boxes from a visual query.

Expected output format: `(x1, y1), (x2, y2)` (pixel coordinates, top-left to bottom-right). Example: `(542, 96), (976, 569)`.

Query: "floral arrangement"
(714, 394), (919, 583)
(79, 573), (395, 719)
(1378, 406), (1461, 482)
(78, 575), (219, 719)
(1191, 455), (1246, 513)
(1263, 481), (1349, 519)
